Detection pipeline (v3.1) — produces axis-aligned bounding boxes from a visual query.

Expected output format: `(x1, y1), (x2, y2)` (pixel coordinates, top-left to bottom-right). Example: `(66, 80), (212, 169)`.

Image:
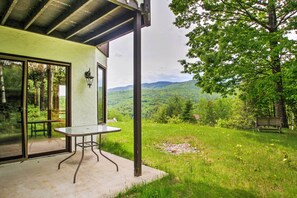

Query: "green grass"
(102, 121), (297, 197)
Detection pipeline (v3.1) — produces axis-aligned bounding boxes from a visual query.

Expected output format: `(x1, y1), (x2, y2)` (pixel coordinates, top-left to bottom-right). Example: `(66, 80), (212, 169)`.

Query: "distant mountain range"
(107, 80), (221, 118)
(108, 81), (175, 92)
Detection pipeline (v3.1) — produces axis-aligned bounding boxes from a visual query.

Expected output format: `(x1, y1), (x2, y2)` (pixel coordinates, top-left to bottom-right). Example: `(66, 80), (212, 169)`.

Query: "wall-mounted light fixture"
(84, 68), (94, 88)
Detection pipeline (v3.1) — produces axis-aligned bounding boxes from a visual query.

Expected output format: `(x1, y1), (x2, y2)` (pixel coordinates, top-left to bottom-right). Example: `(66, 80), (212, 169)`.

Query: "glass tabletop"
(54, 124), (121, 136)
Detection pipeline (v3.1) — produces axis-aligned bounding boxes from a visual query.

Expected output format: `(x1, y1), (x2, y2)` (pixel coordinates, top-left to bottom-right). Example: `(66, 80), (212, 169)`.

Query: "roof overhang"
(0, 0), (151, 47)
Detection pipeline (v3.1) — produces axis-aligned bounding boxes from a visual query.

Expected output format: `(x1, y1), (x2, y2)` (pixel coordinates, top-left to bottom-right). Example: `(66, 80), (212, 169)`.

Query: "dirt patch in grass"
(159, 143), (200, 155)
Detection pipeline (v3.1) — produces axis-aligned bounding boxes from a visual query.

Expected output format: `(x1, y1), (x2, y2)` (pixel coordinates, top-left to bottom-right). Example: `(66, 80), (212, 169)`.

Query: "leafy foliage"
(169, 0), (297, 127)
(181, 100), (196, 123)
(153, 96), (185, 123)
(107, 108), (129, 122)
(108, 81), (258, 129)
(194, 98), (231, 126)
(108, 80), (220, 119)
(216, 97), (255, 129)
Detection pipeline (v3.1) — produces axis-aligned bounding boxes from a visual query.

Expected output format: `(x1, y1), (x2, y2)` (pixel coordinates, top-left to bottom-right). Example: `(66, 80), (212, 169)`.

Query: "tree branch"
(234, 0), (270, 30)
(276, 10), (297, 28)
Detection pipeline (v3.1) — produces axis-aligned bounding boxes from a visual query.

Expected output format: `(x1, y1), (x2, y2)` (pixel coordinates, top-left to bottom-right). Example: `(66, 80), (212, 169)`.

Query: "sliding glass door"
(98, 64), (106, 123)
(27, 62), (68, 155)
(0, 59), (24, 160)
(0, 55), (70, 162)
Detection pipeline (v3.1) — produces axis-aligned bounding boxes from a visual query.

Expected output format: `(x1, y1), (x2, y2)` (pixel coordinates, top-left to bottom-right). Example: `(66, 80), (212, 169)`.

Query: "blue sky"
(107, 0), (192, 88)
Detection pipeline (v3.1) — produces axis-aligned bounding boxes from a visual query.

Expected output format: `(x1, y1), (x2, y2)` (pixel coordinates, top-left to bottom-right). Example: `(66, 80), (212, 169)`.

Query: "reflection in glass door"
(0, 59), (24, 160)
(98, 65), (106, 123)
(27, 62), (67, 155)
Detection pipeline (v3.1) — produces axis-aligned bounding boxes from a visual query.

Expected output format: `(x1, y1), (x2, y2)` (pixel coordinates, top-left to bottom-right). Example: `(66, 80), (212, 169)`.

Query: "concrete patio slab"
(0, 150), (166, 198)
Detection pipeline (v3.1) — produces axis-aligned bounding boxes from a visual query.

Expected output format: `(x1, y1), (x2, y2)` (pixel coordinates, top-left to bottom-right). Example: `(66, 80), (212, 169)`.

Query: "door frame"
(0, 53), (72, 162)
(97, 63), (107, 124)
(0, 55), (26, 162)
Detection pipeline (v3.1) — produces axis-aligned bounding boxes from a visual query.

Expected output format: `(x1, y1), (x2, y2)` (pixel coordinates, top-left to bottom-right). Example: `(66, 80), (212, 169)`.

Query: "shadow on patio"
(0, 149), (166, 198)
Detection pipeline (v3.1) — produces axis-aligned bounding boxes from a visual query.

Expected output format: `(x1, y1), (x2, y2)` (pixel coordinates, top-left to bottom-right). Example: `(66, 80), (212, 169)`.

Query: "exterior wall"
(0, 26), (106, 127)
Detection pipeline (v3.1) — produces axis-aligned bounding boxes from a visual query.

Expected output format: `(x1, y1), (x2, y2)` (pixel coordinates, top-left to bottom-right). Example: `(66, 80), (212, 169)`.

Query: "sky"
(107, 0), (192, 88)
(107, 1), (297, 89)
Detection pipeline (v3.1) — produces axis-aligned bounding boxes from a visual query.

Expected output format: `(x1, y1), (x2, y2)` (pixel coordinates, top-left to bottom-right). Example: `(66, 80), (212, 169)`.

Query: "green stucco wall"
(0, 26), (106, 127)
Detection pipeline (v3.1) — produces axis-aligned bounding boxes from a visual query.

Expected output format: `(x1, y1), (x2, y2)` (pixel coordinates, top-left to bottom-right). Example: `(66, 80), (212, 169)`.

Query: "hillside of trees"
(108, 79), (296, 129)
(108, 80), (219, 118)
(108, 80), (254, 129)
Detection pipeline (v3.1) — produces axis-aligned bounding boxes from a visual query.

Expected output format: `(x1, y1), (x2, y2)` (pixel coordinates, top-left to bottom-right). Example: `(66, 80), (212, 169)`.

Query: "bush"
(167, 115), (183, 124)
(216, 97), (255, 129)
(153, 105), (168, 123)
(153, 96), (187, 123)
(195, 98), (232, 126)
(108, 108), (127, 122)
(216, 117), (254, 129)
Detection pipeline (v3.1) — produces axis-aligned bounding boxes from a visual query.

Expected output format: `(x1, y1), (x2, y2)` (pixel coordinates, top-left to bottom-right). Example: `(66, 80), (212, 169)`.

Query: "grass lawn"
(103, 121), (297, 197)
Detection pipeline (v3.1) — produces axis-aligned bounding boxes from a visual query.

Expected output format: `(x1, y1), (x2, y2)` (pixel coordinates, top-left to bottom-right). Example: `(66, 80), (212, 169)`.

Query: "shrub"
(216, 97), (254, 129)
(108, 108), (126, 122)
(153, 105), (168, 123)
(216, 117), (253, 129)
(167, 115), (183, 124)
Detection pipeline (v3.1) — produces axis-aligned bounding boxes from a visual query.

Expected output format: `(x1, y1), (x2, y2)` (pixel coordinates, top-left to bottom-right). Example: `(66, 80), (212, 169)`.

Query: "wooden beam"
(97, 43), (109, 57)
(24, 0), (54, 30)
(46, 0), (92, 35)
(108, 0), (141, 11)
(142, 0), (151, 26)
(65, 4), (120, 40)
(86, 21), (133, 46)
(83, 13), (134, 44)
(1, 0), (18, 25)
(133, 11), (142, 177)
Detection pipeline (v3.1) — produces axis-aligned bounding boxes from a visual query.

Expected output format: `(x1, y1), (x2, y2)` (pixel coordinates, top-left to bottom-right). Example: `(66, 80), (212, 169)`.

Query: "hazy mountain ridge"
(108, 81), (175, 92)
(108, 80), (221, 117)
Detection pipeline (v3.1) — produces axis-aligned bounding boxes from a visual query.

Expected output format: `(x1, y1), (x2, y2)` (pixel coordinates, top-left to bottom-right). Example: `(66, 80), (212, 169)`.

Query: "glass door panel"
(98, 65), (106, 123)
(0, 59), (24, 160)
(27, 62), (67, 155)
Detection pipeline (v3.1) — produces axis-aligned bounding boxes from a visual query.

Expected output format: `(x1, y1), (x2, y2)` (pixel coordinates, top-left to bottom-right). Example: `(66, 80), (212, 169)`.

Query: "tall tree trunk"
(0, 63), (6, 104)
(274, 79), (288, 127)
(268, 1), (288, 128)
(292, 112), (295, 130)
(53, 83), (59, 111)
(33, 79), (38, 107)
(271, 49), (288, 127)
(40, 66), (45, 111)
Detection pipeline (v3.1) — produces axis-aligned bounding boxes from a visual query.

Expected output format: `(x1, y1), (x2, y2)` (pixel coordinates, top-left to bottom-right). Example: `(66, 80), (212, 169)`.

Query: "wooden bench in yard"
(255, 117), (282, 133)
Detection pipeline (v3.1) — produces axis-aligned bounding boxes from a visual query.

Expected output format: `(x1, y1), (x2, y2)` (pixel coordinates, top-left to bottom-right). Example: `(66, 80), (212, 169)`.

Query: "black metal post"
(133, 11), (142, 177)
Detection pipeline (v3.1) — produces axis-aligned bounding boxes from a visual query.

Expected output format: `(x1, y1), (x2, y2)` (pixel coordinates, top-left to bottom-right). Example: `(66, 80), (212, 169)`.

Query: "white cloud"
(107, 0), (192, 88)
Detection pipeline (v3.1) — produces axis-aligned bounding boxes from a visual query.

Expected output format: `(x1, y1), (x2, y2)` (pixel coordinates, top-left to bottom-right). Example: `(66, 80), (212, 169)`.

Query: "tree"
(170, 0), (297, 127)
(0, 61), (6, 104)
(28, 63), (47, 109)
(166, 95), (185, 118)
(153, 96), (185, 123)
(153, 105), (169, 123)
(196, 98), (216, 125)
(182, 100), (195, 122)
